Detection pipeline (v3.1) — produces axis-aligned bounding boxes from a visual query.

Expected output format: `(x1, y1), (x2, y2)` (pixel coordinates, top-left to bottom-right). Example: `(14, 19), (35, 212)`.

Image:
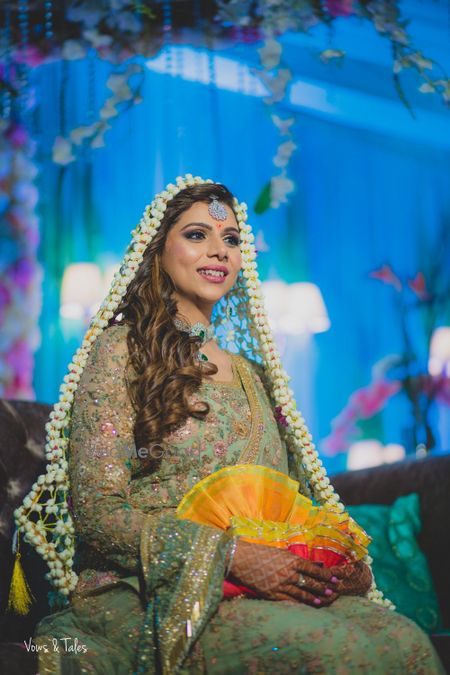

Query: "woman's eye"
(185, 231), (240, 246)
(185, 231), (205, 240)
(225, 235), (241, 246)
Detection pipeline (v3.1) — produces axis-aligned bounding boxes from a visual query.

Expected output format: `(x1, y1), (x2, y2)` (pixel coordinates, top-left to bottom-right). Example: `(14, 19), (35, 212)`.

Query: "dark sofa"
(1, 399), (449, 673)
(332, 453), (450, 672)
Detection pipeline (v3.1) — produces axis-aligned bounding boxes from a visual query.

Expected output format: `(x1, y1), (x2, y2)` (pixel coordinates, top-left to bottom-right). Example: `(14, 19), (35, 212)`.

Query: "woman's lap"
(34, 588), (445, 675)
(194, 595), (445, 675)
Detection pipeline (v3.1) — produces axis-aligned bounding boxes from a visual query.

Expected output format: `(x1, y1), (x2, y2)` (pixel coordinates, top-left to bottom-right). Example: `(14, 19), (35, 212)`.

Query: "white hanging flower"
(107, 73), (133, 100)
(83, 29), (113, 49)
(70, 124), (98, 146)
(52, 137), (75, 166)
(273, 140), (298, 169)
(270, 174), (294, 207)
(259, 68), (293, 105)
(257, 38), (282, 70)
(271, 114), (295, 136)
(62, 40), (87, 61)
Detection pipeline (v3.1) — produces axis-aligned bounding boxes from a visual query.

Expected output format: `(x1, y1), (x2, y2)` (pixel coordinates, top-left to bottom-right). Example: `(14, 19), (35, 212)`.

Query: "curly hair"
(109, 182), (237, 473)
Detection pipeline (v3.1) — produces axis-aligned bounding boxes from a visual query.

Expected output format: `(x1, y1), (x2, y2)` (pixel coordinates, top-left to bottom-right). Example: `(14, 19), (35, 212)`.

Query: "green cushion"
(347, 493), (443, 633)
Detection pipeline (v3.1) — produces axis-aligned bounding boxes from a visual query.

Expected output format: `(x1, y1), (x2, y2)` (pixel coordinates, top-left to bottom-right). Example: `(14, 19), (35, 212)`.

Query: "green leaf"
(393, 73), (416, 119)
(254, 181), (272, 214)
(132, 2), (156, 19)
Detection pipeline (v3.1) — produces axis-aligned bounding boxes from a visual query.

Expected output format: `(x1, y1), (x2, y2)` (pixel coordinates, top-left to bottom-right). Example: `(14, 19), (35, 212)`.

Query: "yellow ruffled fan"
(176, 464), (370, 597)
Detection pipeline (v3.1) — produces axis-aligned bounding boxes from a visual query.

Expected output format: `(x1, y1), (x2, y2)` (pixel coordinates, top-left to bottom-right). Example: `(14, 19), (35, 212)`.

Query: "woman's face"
(160, 201), (242, 311)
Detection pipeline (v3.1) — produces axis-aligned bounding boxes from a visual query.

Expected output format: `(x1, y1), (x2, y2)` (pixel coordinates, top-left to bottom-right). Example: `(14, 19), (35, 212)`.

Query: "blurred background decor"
(323, 223), (450, 466)
(1, 0), (450, 470)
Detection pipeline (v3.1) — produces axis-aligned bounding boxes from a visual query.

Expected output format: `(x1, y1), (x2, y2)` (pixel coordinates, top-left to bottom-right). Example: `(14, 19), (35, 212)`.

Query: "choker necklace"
(173, 317), (216, 362)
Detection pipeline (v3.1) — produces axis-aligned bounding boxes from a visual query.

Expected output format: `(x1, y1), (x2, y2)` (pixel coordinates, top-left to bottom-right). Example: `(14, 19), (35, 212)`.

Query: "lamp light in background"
(60, 263), (103, 321)
(280, 282), (330, 335)
(347, 440), (406, 471)
(260, 280), (287, 335)
(261, 280), (330, 336)
(260, 280), (330, 446)
(60, 262), (120, 324)
(428, 326), (450, 376)
(428, 326), (450, 456)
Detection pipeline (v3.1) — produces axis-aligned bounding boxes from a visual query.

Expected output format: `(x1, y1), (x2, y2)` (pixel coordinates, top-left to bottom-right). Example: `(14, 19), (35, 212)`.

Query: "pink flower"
(10, 258), (35, 291)
(436, 378), (450, 406)
(4, 379), (34, 399)
(274, 405), (289, 427)
(408, 272), (431, 301)
(322, 427), (353, 455)
(325, 0), (354, 17)
(5, 123), (28, 150)
(14, 45), (49, 68)
(6, 340), (33, 375)
(369, 264), (402, 291)
(421, 374), (450, 405)
(349, 379), (401, 418)
(229, 26), (263, 44)
(0, 282), (11, 310)
(213, 442), (227, 458)
(335, 405), (359, 426)
(4, 339), (34, 398)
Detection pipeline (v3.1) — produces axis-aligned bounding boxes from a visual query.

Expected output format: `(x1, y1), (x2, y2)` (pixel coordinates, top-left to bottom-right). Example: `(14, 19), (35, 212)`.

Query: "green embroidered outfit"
(34, 325), (444, 674)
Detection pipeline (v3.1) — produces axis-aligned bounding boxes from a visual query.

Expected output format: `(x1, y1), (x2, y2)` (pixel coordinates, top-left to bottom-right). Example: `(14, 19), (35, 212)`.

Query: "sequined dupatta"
(137, 356), (267, 674)
(137, 514), (234, 674)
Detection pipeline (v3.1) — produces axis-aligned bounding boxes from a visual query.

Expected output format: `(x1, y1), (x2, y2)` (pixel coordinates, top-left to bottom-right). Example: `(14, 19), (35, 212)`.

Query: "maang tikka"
(208, 196), (227, 221)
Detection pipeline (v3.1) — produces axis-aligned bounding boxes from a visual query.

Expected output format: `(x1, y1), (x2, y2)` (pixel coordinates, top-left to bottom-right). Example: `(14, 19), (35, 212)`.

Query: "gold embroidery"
(201, 352), (240, 387)
(159, 528), (226, 674)
(232, 420), (251, 437)
(233, 355), (265, 464)
(34, 636), (61, 675)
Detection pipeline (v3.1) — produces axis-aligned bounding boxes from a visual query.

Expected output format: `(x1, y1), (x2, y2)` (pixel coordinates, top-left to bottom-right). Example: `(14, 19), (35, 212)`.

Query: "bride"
(14, 174), (444, 674)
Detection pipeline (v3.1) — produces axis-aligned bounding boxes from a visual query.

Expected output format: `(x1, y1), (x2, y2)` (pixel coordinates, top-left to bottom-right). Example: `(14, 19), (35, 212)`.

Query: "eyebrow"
(180, 221), (240, 235)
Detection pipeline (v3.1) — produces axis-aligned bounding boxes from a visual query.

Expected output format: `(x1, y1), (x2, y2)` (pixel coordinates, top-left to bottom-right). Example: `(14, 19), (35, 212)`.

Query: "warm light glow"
(60, 263), (105, 320)
(383, 443), (406, 464)
(429, 326), (450, 376)
(347, 440), (384, 471)
(261, 280), (330, 335)
(347, 439), (406, 471)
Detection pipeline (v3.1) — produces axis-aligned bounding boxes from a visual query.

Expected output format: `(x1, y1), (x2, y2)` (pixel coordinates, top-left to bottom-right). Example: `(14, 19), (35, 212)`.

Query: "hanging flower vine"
(1, 1), (448, 176)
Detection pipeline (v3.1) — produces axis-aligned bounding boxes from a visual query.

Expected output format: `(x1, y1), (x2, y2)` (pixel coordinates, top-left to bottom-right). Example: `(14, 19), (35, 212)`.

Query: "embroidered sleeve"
(68, 324), (147, 574)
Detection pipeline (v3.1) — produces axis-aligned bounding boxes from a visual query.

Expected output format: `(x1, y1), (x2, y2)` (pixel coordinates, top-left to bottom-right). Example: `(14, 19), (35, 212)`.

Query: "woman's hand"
(327, 560), (373, 597)
(228, 540), (341, 607)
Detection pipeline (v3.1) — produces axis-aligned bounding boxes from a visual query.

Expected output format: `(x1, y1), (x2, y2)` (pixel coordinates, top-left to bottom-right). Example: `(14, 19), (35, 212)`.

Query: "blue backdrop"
(29, 9), (450, 474)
